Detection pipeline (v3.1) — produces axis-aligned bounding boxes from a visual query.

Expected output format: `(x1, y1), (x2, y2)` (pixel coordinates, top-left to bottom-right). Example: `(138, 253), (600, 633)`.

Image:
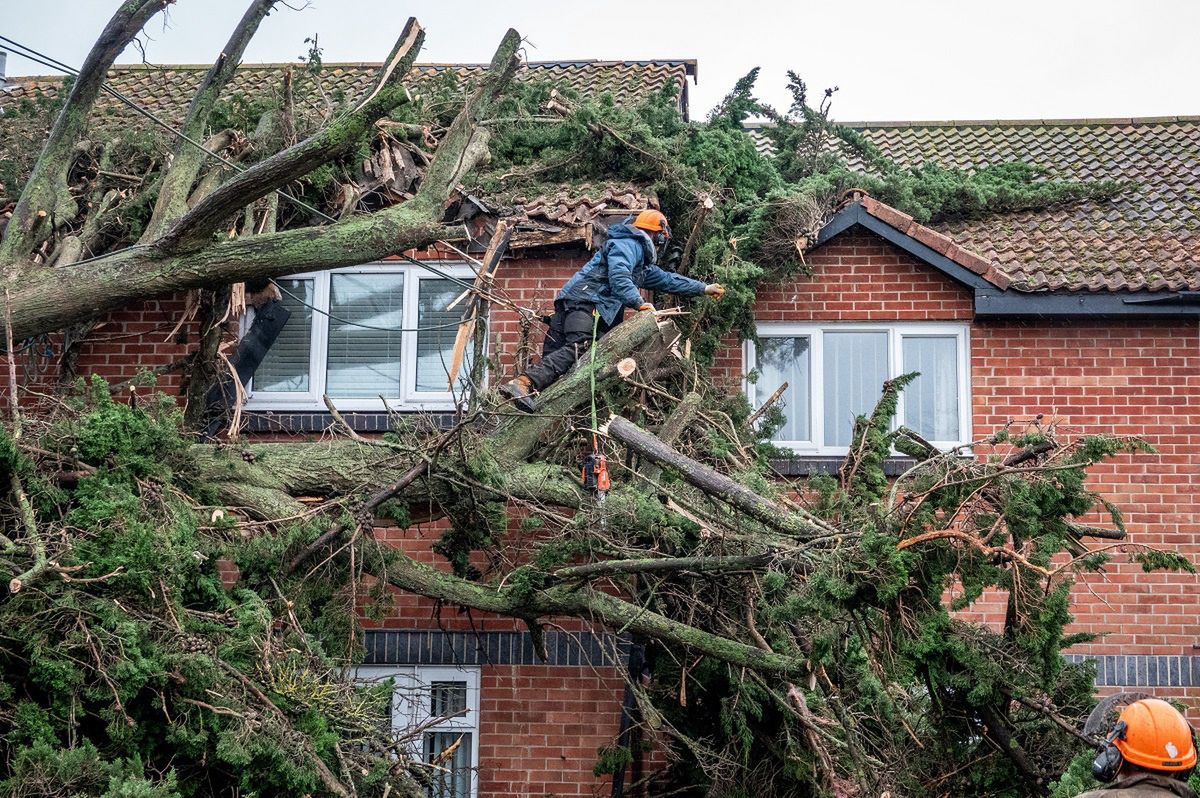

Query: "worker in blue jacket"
(499, 209), (724, 413)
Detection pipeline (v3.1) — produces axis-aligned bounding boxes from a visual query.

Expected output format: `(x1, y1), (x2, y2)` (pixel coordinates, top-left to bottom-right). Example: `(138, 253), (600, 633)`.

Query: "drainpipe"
(611, 638), (647, 798)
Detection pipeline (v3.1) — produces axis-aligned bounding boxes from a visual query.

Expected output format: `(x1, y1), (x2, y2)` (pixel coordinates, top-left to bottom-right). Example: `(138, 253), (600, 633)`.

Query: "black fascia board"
(975, 288), (1200, 316)
(813, 205), (1200, 317)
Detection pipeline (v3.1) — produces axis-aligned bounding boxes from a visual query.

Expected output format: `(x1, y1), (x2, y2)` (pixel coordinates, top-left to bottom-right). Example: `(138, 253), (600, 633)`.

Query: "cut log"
(604, 415), (829, 540)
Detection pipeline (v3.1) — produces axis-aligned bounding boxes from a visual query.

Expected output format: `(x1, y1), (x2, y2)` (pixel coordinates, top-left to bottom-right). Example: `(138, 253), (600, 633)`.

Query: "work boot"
(498, 375), (537, 413)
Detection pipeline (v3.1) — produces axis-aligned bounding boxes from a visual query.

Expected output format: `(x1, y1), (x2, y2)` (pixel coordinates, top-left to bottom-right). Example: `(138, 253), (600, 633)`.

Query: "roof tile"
(1, 59), (695, 132)
(845, 118), (1200, 292)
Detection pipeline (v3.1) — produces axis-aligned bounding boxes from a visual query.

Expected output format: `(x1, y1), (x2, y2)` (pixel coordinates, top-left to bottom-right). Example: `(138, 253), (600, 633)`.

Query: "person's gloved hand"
(705, 283), (726, 299)
(638, 303), (656, 312)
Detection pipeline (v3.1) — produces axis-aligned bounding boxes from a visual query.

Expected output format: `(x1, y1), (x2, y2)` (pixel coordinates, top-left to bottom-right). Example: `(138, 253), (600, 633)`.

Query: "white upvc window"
(246, 261), (478, 411)
(746, 323), (971, 454)
(354, 665), (481, 798)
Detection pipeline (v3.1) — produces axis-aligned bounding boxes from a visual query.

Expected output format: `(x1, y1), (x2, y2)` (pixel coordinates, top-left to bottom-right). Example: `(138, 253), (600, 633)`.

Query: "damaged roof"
(803, 118), (1200, 293)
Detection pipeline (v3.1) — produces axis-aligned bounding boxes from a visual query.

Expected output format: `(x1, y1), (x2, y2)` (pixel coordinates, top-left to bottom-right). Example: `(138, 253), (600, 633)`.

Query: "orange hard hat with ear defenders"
(632, 209), (671, 238)
(1093, 698), (1198, 781)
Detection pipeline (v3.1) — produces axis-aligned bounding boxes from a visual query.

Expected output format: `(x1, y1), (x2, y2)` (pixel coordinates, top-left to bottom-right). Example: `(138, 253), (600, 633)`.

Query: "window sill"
(768, 456), (919, 477)
(242, 410), (458, 434)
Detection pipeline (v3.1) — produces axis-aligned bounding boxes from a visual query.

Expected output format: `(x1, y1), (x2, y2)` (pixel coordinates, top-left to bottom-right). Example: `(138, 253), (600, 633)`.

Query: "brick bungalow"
(3, 57), (1198, 797)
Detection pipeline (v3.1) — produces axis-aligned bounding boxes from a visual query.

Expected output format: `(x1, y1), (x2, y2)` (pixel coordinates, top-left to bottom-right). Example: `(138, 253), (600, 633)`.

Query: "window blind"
(423, 732), (473, 798)
(756, 336), (811, 443)
(823, 331), (889, 447)
(902, 336), (960, 441)
(326, 273), (405, 398)
(253, 279), (313, 393)
(415, 278), (471, 393)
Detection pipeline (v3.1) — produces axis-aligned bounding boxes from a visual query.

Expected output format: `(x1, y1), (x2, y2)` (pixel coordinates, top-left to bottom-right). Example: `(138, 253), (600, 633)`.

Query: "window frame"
(745, 322), (971, 455)
(353, 664), (481, 798)
(245, 261), (479, 412)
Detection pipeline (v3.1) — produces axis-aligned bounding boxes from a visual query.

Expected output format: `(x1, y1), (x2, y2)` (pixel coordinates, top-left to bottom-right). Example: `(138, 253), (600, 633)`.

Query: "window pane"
(254, 279), (313, 393)
(416, 278), (471, 394)
(326, 273), (405, 398)
(429, 681), (468, 719)
(902, 336), (960, 441)
(755, 337), (811, 442)
(823, 331), (889, 447)
(424, 732), (473, 798)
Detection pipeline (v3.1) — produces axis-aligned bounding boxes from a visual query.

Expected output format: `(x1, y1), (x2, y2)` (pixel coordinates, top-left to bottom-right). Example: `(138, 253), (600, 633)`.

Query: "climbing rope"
(581, 309), (610, 501)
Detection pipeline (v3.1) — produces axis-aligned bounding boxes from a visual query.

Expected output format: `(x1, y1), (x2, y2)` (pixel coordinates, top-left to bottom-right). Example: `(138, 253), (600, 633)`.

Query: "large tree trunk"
(139, 0), (281, 243)
(1, 19), (520, 342)
(0, 0), (172, 266)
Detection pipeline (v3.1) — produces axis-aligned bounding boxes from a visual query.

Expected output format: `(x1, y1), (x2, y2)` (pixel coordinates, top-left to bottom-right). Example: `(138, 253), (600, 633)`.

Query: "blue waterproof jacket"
(558, 222), (707, 324)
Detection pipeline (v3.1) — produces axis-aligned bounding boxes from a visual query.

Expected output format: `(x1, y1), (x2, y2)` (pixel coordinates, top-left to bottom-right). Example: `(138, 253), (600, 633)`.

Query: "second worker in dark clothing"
(499, 210), (724, 413)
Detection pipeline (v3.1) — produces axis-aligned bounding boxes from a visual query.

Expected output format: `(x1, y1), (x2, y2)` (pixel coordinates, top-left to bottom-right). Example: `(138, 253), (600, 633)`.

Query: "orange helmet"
(1095, 698), (1198, 780)
(632, 209), (671, 238)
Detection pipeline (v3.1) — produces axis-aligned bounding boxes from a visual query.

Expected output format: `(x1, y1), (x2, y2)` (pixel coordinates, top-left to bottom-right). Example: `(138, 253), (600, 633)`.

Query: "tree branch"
(0, 0), (171, 265)
(7, 26), (522, 342)
(550, 553), (807, 582)
(155, 18), (425, 253)
(604, 415), (831, 540)
(372, 552), (807, 676)
(140, 0), (279, 242)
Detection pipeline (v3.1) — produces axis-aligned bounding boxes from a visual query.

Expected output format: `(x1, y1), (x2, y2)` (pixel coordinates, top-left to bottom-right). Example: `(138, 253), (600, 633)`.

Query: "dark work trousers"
(524, 299), (622, 390)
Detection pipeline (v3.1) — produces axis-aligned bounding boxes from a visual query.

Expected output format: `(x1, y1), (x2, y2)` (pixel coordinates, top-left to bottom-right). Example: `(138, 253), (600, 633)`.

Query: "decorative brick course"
(363, 629), (623, 667)
(1069, 655), (1200, 688)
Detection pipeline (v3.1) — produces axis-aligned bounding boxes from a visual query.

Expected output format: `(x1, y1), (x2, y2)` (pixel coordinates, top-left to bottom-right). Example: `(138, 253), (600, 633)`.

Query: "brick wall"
(478, 665), (626, 797)
(71, 297), (195, 393)
(490, 253), (580, 379)
(971, 317), (1200, 658)
(26, 231), (1200, 772)
(712, 227), (1200, 708)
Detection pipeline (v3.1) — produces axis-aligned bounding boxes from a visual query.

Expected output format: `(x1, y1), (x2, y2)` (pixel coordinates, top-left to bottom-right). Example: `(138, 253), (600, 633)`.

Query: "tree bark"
(140, 0), (279, 243)
(155, 18), (426, 253)
(604, 415), (829, 540)
(0, 0), (171, 265)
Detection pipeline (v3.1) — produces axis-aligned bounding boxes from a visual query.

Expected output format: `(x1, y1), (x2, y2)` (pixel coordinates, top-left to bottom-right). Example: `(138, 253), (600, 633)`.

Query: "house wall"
(37, 228), (1200, 786)
(720, 228), (1200, 712)
(53, 253), (642, 797)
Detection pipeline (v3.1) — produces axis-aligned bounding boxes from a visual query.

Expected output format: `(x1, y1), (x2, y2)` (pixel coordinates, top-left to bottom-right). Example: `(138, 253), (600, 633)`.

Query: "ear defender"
(1092, 720), (1128, 782)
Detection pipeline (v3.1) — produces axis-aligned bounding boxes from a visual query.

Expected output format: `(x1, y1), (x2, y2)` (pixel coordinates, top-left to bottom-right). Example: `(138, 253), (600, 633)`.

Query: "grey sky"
(4, 0), (1199, 121)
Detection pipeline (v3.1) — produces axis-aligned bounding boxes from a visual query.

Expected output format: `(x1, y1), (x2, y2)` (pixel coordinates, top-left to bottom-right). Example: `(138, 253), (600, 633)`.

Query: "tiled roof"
(1, 59), (696, 128)
(812, 118), (1200, 293)
(509, 182), (647, 226)
(852, 193), (1011, 289)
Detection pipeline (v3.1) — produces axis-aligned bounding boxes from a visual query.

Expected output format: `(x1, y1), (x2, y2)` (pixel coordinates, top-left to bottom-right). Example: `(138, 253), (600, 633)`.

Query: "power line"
(0, 35), (338, 226)
(0, 37), (522, 303)
(270, 279), (467, 333)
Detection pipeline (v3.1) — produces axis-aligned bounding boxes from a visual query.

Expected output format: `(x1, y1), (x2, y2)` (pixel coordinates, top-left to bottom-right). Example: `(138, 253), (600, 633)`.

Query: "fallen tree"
(4, 306), (1187, 796)
(0, 3), (1178, 797)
